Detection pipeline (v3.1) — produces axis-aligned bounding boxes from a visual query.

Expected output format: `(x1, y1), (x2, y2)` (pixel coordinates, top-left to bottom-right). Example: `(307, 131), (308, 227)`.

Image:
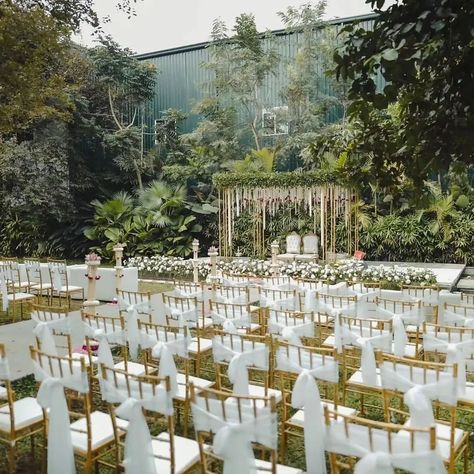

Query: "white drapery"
(380, 362), (458, 427)
(192, 397), (277, 474)
(325, 419), (446, 474)
(212, 336), (268, 396)
(33, 359), (89, 474)
(268, 314), (314, 346)
(276, 347), (339, 474)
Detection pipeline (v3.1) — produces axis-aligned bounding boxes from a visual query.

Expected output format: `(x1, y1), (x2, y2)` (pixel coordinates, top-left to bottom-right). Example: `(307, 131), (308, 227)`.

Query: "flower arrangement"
(125, 255), (437, 288)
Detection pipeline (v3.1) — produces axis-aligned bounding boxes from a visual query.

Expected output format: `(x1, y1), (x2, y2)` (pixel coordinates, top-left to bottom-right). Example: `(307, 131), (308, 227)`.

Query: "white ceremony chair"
(402, 284), (439, 322)
(3, 258), (30, 292)
(164, 294), (212, 376)
(379, 354), (469, 473)
(260, 275), (298, 291)
(117, 288), (153, 323)
(323, 407), (445, 474)
(213, 331), (281, 401)
(30, 347), (124, 473)
(138, 321), (214, 436)
(213, 284), (250, 304)
(275, 341), (356, 470)
(0, 344), (44, 474)
(190, 384), (303, 474)
(47, 259), (84, 308)
(100, 365), (201, 473)
(295, 233), (319, 261)
(277, 232), (302, 262)
(259, 287), (298, 311)
(442, 302), (474, 326)
(173, 280), (204, 298)
(210, 300), (262, 335)
(25, 258), (53, 303)
(0, 265), (36, 322)
(267, 308), (316, 346)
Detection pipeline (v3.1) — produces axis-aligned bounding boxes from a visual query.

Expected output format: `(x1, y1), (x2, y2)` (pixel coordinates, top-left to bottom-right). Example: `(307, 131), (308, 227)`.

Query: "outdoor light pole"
(83, 253), (101, 313)
(271, 240), (280, 276)
(113, 243), (125, 292)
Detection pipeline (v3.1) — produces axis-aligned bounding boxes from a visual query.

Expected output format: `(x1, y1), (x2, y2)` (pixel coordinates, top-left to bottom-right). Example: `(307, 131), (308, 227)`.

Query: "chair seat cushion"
(57, 285), (83, 293)
(347, 368), (382, 388)
(174, 373), (214, 401)
(289, 402), (357, 427)
(7, 292), (35, 301)
(254, 459), (303, 473)
(71, 410), (127, 453)
(113, 360), (147, 376)
(0, 397), (43, 431)
(247, 384), (282, 403)
(188, 337), (213, 355)
(152, 432), (200, 473)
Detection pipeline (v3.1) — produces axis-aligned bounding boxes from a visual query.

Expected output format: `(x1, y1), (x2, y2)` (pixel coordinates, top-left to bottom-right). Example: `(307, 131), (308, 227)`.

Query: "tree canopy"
(334, 0), (474, 184)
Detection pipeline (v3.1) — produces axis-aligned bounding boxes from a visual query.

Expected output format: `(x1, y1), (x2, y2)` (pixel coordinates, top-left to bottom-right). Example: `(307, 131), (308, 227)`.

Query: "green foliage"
(213, 170), (340, 189)
(230, 148), (277, 173)
(334, 0), (474, 186)
(84, 181), (217, 259)
(0, 4), (71, 135)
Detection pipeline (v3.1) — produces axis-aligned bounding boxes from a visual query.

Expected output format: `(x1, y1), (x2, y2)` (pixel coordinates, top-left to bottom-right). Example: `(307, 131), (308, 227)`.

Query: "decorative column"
(113, 243), (126, 292)
(208, 246), (219, 285)
(83, 253), (101, 312)
(271, 240), (280, 276)
(192, 239), (200, 284)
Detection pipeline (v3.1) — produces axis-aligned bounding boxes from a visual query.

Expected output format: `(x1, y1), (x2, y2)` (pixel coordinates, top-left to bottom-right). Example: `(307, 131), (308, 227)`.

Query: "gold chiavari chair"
(323, 407), (441, 474)
(275, 341), (357, 464)
(47, 258), (84, 308)
(212, 331), (281, 401)
(209, 300), (262, 335)
(117, 288), (153, 323)
(30, 347), (123, 473)
(100, 365), (201, 473)
(164, 294), (212, 376)
(24, 258), (53, 303)
(317, 292), (357, 310)
(442, 302), (474, 326)
(0, 344), (44, 474)
(190, 384), (302, 474)
(379, 353), (469, 474)
(402, 284), (440, 322)
(138, 321), (214, 436)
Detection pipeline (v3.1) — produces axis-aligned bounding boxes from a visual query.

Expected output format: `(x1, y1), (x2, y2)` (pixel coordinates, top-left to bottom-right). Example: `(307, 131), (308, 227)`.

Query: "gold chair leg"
(8, 443), (16, 474)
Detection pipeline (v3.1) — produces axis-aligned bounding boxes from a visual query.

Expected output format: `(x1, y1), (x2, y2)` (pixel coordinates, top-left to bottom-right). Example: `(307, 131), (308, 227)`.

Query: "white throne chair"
(277, 232), (301, 262)
(296, 234), (319, 261)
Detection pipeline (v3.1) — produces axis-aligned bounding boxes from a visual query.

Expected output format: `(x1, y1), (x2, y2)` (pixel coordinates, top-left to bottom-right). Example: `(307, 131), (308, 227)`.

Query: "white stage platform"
(365, 261), (465, 290)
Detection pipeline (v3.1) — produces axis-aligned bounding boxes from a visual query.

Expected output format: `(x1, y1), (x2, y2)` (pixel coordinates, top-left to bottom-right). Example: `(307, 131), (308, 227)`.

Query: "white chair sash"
(118, 298), (152, 358)
(260, 295), (296, 311)
(212, 337), (268, 396)
(101, 376), (174, 474)
(334, 317), (392, 386)
(192, 398), (277, 474)
(214, 293), (247, 305)
(441, 309), (474, 327)
(0, 277), (8, 311)
(380, 362), (458, 427)
(165, 304), (198, 328)
(268, 316), (314, 346)
(0, 354), (11, 398)
(139, 330), (189, 397)
(33, 359), (89, 474)
(210, 310), (251, 329)
(276, 348), (338, 474)
(325, 419), (446, 474)
(422, 333), (474, 395)
(51, 267), (63, 292)
(174, 288), (203, 299)
(374, 306), (424, 327)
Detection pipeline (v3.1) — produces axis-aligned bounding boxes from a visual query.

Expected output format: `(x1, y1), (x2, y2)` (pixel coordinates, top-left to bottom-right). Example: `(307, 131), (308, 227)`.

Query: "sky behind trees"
(76, 0), (377, 53)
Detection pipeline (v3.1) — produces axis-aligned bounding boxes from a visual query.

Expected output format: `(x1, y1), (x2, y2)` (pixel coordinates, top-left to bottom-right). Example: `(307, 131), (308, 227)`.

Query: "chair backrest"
(173, 280), (204, 300)
(213, 285), (249, 304)
(209, 300), (252, 331)
(259, 287), (297, 311)
(302, 234), (319, 254)
(460, 292), (474, 306)
(0, 344), (19, 433)
(260, 275), (293, 289)
(221, 274), (251, 287)
(24, 258), (45, 286)
(190, 384), (278, 474)
(163, 294), (201, 329)
(275, 341), (340, 408)
(47, 258), (69, 287)
(117, 289), (152, 320)
(323, 407), (441, 474)
(212, 331), (272, 395)
(100, 365), (175, 472)
(286, 233), (301, 254)
(267, 308), (316, 345)
(442, 302), (474, 325)
(375, 295), (421, 314)
(32, 304), (72, 355)
(2, 257), (21, 284)
(379, 353), (458, 428)
(317, 292), (357, 309)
